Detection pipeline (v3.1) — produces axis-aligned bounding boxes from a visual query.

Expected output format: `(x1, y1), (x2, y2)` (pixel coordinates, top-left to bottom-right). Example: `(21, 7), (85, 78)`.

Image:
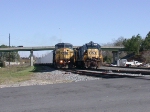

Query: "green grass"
(0, 64), (34, 84)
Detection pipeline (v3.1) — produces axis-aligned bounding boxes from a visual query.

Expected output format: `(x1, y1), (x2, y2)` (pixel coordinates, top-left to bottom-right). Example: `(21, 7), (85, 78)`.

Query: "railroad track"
(60, 66), (150, 79)
(94, 66), (150, 75)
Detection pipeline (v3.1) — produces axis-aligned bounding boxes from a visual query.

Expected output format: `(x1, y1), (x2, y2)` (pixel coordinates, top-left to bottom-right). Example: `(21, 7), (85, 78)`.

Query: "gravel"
(0, 68), (100, 88)
(1, 66), (150, 88)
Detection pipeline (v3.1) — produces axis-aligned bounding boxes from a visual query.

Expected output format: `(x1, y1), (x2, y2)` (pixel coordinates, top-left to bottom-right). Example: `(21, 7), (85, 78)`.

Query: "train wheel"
(85, 62), (88, 68)
(96, 62), (100, 69)
(65, 65), (68, 68)
(86, 62), (90, 69)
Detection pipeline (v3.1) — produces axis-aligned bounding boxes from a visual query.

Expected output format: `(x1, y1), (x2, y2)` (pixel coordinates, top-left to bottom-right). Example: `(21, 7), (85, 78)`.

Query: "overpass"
(0, 46), (125, 66)
(0, 46), (124, 52)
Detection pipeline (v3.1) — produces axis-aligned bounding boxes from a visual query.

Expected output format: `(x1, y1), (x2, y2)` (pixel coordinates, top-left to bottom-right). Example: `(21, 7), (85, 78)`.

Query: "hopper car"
(74, 41), (103, 69)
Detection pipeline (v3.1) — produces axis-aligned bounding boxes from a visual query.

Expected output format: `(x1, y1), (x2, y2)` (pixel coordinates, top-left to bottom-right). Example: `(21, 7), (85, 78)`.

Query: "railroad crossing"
(0, 46), (125, 66)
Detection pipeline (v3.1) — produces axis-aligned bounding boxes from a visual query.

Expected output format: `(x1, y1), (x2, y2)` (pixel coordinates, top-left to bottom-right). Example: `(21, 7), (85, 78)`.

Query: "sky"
(0, 0), (150, 57)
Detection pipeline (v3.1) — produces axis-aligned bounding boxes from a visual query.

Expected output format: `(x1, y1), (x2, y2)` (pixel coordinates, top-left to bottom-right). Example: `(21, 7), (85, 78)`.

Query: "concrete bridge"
(0, 46), (125, 66)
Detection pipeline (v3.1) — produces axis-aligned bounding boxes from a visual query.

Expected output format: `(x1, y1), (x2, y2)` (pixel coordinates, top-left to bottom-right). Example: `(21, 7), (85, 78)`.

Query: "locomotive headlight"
(60, 60), (63, 63)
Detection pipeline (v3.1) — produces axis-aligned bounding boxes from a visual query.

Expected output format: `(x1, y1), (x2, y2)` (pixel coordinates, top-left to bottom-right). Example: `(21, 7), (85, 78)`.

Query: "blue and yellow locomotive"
(75, 41), (103, 69)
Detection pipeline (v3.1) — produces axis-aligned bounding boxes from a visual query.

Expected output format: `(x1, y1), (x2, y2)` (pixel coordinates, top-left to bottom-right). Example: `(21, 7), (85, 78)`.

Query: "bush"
(0, 61), (5, 67)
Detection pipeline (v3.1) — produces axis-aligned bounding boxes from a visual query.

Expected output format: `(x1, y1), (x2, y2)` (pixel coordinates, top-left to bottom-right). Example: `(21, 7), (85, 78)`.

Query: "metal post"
(117, 51), (119, 61)
(9, 33), (10, 66)
(30, 50), (34, 66)
(112, 51), (120, 64)
(59, 28), (62, 43)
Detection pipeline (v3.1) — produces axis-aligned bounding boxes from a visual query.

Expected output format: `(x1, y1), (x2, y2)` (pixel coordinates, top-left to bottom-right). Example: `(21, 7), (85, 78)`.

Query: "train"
(35, 41), (103, 69)
(74, 41), (103, 69)
(35, 43), (75, 68)
(53, 43), (75, 68)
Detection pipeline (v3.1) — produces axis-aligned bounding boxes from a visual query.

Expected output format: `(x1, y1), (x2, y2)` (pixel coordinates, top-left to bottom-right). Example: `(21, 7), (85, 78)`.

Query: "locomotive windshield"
(55, 43), (73, 49)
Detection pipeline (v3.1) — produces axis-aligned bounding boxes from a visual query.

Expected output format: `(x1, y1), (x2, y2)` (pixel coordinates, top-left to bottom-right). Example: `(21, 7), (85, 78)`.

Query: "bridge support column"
(112, 51), (119, 64)
(30, 50), (34, 66)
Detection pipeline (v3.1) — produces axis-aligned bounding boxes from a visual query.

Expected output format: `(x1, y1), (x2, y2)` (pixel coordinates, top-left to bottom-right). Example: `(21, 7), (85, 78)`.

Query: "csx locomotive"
(74, 41), (103, 69)
(53, 43), (75, 68)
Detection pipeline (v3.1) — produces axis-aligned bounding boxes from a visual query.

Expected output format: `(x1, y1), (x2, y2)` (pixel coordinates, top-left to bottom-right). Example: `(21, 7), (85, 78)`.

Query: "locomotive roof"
(85, 41), (101, 47)
(76, 41), (101, 50)
(55, 43), (73, 46)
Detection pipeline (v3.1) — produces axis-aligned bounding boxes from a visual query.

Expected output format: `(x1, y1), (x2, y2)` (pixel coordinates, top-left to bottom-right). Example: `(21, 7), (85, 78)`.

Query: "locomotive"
(74, 41), (103, 69)
(53, 43), (75, 68)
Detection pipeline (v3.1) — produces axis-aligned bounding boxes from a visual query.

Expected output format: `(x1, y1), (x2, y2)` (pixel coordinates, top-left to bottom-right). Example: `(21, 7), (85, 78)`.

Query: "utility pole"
(9, 33), (10, 66)
(59, 28), (62, 43)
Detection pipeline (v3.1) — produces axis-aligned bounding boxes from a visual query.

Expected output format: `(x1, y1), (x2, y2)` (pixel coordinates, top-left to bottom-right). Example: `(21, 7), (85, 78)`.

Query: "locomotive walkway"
(0, 46), (124, 66)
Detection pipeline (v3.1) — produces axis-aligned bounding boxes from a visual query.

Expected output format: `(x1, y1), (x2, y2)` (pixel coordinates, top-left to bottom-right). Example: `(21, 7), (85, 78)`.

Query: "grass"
(0, 64), (34, 84)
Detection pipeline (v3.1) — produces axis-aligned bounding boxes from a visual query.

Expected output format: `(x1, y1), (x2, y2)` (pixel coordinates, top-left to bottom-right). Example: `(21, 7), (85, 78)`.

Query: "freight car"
(35, 52), (53, 66)
(74, 41), (103, 69)
(53, 43), (75, 68)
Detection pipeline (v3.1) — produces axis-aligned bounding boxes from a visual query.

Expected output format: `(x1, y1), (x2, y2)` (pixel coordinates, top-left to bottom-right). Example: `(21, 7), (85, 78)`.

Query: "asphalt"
(0, 77), (150, 112)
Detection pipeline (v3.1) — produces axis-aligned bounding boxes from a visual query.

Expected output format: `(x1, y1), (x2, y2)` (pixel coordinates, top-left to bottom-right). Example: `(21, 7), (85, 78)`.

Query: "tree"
(0, 44), (20, 62)
(113, 37), (125, 46)
(142, 50), (150, 63)
(112, 37), (127, 59)
(101, 42), (113, 63)
(103, 55), (111, 63)
(102, 51), (112, 63)
(141, 31), (150, 50)
(134, 34), (143, 54)
(123, 34), (143, 54)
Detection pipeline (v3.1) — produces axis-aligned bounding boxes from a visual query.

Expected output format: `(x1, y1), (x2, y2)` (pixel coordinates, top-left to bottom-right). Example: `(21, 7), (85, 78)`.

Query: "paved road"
(0, 77), (150, 112)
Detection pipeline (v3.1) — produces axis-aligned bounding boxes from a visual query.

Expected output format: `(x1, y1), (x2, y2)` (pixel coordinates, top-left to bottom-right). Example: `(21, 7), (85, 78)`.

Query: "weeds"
(0, 64), (34, 84)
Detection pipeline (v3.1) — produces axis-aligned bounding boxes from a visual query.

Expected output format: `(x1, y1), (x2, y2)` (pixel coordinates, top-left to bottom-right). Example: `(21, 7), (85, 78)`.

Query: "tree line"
(0, 45), (20, 63)
(122, 31), (150, 54)
(103, 31), (150, 63)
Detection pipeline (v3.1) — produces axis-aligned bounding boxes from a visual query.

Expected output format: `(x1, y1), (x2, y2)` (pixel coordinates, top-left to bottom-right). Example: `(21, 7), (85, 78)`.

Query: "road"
(0, 77), (150, 112)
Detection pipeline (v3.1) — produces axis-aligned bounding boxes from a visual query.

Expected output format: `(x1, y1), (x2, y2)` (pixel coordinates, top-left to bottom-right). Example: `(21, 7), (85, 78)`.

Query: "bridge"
(0, 46), (124, 52)
(0, 46), (125, 66)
